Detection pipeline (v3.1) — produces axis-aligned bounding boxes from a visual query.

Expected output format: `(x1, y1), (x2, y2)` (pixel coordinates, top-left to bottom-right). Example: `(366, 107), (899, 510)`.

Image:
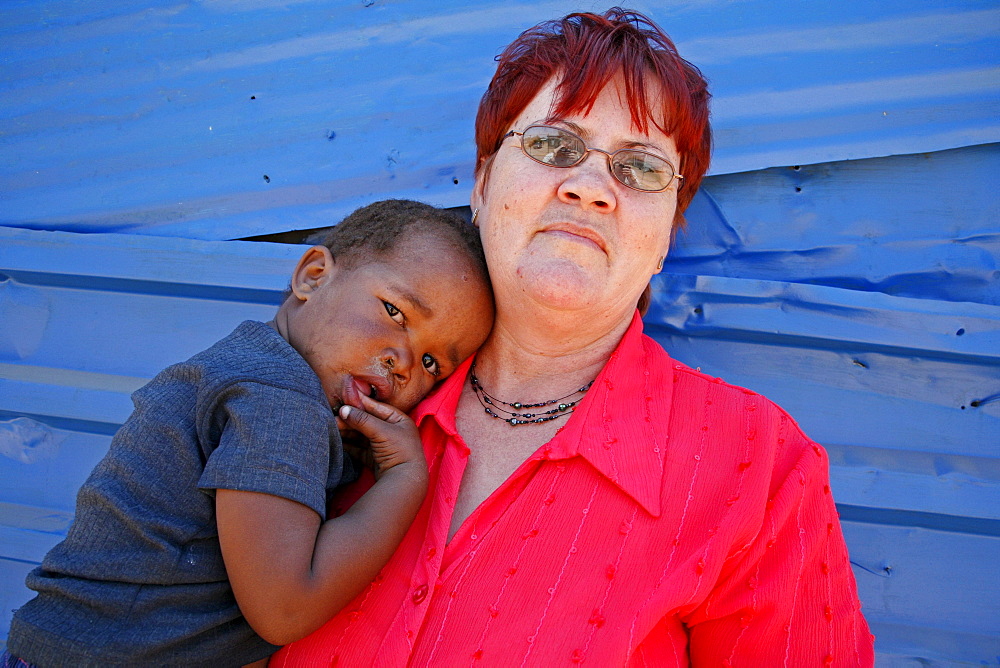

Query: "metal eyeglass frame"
(502, 124), (684, 193)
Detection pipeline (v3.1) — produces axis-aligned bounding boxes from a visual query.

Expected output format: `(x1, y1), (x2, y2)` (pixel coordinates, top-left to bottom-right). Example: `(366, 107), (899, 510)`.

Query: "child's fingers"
(357, 394), (409, 423)
(338, 404), (406, 442)
(338, 404), (423, 477)
(338, 405), (379, 442)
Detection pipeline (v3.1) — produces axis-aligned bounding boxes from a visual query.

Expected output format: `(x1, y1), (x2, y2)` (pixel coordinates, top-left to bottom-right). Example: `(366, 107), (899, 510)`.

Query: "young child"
(5, 200), (494, 666)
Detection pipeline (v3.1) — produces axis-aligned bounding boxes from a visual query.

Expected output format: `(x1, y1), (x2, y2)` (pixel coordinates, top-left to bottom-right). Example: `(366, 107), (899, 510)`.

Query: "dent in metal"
(0, 417), (65, 464)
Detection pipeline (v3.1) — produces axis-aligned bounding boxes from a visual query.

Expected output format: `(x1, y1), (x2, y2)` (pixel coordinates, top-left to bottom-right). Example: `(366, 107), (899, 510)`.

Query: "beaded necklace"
(470, 361), (594, 426)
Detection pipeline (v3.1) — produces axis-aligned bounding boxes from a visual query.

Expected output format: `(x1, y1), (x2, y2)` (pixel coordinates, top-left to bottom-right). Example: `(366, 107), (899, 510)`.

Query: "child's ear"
(290, 245), (336, 301)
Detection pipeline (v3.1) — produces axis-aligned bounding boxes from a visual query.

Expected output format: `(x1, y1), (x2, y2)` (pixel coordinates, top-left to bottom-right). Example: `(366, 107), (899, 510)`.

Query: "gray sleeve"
(197, 381), (337, 517)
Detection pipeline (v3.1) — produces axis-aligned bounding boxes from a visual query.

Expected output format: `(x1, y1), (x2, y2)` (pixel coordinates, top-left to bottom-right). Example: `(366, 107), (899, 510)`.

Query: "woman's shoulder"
(639, 332), (816, 451)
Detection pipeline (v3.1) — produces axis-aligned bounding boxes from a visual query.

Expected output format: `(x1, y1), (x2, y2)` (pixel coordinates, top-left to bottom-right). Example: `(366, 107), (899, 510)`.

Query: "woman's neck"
(473, 303), (635, 400)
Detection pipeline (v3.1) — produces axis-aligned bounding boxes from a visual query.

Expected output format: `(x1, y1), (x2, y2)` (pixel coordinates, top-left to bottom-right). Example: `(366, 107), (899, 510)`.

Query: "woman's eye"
(554, 146), (581, 166)
(383, 301), (405, 324)
(616, 163), (640, 187)
(422, 353), (440, 376)
(625, 156), (657, 174)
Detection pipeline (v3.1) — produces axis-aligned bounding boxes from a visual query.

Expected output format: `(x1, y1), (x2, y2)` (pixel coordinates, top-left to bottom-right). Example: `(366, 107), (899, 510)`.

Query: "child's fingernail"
(339, 405), (351, 420)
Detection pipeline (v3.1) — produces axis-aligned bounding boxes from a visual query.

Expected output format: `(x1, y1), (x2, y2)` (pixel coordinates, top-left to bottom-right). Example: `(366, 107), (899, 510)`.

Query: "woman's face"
(473, 76), (680, 320)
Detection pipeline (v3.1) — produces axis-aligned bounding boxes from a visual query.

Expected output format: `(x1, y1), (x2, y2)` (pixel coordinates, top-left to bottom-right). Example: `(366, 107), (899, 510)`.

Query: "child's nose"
(383, 346), (413, 381)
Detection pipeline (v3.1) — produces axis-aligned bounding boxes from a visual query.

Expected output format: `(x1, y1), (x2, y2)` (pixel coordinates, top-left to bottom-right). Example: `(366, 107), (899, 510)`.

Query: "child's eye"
(422, 353), (440, 376)
(383, 300), (405, 325)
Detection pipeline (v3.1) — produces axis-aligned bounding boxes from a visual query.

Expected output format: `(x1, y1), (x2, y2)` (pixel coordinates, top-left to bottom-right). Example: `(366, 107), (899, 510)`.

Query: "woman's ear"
(658, 218), (678, 268)
(470, 154), (496, 215)
(290, 245), (336, 301)
(471, 175), (486, 215)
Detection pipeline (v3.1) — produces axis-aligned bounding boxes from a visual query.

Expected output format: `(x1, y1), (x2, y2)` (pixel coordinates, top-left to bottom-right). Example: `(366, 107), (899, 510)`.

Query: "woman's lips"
(540, 222), (607, 252)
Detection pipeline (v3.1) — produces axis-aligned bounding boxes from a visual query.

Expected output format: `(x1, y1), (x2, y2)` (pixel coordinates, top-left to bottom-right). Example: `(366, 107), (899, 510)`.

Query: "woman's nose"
(556, 153), (618, 211)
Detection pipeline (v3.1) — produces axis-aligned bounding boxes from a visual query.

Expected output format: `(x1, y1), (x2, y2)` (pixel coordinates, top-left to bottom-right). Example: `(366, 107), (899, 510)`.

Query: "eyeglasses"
(502, 125), (683, 193)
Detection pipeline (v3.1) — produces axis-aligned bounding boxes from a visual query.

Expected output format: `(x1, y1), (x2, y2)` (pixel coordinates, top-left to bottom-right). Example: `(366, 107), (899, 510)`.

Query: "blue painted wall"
(2, 1), (997, 240)
(2, 1), (998, 665)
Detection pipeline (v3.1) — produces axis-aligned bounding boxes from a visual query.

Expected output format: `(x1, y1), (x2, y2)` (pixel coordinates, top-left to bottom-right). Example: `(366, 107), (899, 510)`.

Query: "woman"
(273, 8), (873, 666)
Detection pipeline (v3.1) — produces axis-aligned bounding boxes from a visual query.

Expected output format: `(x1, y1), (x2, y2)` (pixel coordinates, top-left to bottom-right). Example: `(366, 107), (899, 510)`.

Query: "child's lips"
(342, 374), (390, 408)
(340, 376), (365, 409)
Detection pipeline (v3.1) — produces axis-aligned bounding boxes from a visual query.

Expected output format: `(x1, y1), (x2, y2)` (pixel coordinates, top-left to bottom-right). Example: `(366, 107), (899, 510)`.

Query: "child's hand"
(218, 387), (429, 647)
(338, 395), (425, 479)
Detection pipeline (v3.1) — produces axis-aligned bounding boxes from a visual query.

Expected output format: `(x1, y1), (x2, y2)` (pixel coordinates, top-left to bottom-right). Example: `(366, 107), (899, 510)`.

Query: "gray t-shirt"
(9, 320), (354, 666)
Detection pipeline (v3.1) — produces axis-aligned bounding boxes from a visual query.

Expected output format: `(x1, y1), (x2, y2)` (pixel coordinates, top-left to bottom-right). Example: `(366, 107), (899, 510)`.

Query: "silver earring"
(656, 256), (665, 271)
(471, 208), (479, 227)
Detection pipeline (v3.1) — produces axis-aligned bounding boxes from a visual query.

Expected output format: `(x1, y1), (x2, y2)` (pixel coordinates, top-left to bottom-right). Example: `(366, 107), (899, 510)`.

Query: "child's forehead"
(342, 238), (478, 292)
(375, 231), (477, 269)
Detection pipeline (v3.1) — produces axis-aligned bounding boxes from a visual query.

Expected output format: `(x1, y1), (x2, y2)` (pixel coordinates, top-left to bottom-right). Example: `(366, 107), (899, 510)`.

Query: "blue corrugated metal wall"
(3, 0), (998, 240)
(2, 1), (998, 665)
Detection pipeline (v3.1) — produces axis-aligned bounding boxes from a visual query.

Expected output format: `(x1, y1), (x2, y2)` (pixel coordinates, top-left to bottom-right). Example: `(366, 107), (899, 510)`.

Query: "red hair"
(475, 7), (712, 227)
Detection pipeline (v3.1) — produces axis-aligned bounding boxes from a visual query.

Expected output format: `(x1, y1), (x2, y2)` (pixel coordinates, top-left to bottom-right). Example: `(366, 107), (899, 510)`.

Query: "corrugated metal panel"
(675, 143), (1000, 307)
(1, 0), (998, 240)
(3, 142), (999, 663)
(3, 0), (999, 664)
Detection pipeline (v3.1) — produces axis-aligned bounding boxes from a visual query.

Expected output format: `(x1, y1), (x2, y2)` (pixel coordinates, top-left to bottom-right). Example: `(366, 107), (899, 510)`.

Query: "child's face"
(284, 234), (493, 414)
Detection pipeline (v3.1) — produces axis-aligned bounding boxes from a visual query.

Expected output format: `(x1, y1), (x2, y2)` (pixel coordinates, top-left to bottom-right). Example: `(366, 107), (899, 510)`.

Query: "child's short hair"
(319, 199), (488, 281)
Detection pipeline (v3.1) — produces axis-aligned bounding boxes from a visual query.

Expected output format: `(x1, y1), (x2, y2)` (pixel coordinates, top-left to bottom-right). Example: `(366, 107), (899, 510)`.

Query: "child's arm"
(215, 396), (427, 646)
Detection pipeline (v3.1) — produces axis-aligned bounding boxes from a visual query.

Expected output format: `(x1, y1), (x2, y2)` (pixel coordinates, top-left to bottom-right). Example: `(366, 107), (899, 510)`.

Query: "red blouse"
(272, 313), (873, 667)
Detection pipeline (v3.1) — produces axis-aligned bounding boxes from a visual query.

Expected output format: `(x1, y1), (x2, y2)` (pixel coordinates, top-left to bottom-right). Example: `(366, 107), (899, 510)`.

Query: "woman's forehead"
(520, 75), (671, 139)
(517, 76), (676, 155)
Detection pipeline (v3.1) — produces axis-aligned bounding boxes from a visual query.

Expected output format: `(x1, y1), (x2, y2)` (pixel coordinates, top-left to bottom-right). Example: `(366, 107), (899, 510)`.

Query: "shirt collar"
(413, 354), (472, 437)
(414, 311), (672, 517)
(549, 311), (671, 517)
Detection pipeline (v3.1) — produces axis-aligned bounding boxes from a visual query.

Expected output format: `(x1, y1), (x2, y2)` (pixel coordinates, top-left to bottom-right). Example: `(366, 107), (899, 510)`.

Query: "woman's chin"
(515, 259), (607, 312)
